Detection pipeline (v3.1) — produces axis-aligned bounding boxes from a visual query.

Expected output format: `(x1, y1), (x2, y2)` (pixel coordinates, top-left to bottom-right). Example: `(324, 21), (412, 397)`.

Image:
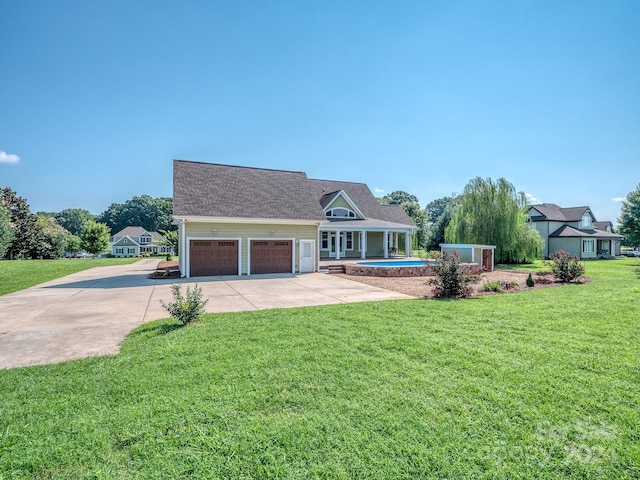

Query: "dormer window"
(140, 235), (152, 244)
(326, 207), (356, 218)
(581, 214), (591, 228)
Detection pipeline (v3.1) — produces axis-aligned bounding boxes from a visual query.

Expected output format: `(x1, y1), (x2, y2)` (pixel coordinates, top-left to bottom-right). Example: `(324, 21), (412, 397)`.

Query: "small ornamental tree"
(161, 283), (208, 325)
(547, 250), (585, 283)
(429, 251), (478, 298)
(81, 221), (111, 256)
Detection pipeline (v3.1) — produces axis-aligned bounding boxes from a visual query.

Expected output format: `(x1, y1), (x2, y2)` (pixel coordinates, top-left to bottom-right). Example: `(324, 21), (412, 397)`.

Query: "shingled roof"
(529, 203), (592, 222)
(173, 160), (326, 221)
(173, 160), (415, 228)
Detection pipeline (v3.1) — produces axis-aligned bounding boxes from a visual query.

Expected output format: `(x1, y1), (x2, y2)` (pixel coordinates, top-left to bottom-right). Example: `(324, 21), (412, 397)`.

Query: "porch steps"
(325, 264), (346, 274)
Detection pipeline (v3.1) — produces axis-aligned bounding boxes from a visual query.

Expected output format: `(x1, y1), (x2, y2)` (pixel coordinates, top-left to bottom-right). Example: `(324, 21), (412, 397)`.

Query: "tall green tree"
(30, 215), (68, 259)
(618, 184), (640, 248)
(98, 195), (173, 234)
(0, 187), (41, 259)
(0, 205), (15, 259)
(54, 208), (96, 236)
(81, 221), (111, 256)
(425, 199), (455, 251)
(379, 190), (426, 248)
(445, 177), (542, 264)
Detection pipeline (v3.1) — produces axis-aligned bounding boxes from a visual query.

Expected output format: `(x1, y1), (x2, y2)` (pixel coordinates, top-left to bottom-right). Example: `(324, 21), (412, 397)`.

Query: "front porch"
(319, 229), (414, 261)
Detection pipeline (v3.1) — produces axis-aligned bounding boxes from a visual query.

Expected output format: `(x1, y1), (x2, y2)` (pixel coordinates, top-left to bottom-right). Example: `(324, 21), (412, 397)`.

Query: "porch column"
(405, 232), (412, 258)
(361, 231), (367, 259)
(180, 219), (187, 277)
(394, 232), (399, 254)
(383, 230), (389, 258)
(335, 229), (341, 260)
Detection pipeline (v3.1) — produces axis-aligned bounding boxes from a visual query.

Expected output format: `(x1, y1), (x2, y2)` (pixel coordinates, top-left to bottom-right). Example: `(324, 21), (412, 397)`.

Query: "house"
(527, 204), (623, 259)
(172, 160), (418, 277)
(111, 227), (174, 257)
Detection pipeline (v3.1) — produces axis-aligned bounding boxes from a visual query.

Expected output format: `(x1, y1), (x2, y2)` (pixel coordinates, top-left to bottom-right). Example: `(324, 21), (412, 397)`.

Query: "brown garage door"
(250, 240), (292, 274)
(190, 240), (238, 276)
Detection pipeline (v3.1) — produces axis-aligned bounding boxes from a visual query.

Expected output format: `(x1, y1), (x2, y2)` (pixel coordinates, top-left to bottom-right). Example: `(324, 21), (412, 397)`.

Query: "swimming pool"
(345, 259), (437, 277)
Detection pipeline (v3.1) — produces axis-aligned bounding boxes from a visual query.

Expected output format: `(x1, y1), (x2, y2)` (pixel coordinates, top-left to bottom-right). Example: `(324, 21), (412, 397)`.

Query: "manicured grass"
(0, 258), (141, 296)
(1, 259), (639, 478)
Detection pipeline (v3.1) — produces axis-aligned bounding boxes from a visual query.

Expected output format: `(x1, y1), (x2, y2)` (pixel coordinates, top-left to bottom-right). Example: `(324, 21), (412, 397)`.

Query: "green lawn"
(0, 258), (142, 296)
(1, 259), (639, 478)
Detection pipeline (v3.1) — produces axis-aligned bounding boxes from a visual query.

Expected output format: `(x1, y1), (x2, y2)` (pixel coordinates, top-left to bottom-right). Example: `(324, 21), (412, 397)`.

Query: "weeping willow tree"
(445, 177), (543, 264)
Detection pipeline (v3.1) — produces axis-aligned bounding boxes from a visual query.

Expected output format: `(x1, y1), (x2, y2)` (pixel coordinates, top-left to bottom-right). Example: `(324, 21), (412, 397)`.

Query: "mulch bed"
(148, 260), (181, 279)
(336, 270), (590, 298)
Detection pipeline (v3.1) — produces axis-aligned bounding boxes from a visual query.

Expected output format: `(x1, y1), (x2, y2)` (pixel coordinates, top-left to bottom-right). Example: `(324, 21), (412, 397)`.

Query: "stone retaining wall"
(344, 263), (480, 277)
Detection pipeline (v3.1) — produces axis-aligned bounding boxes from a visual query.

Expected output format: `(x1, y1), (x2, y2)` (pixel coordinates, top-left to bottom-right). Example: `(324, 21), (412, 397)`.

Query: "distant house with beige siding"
(173, 160), (417, 277)
(527, 204), (623, 259)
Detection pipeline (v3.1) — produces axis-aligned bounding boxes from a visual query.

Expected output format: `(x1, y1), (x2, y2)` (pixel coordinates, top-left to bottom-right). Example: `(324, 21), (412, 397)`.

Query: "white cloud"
(374, 187), (384, 194)
(612, 197), (625, 202)
(525, 192), (541, 204)
(0, 151), (20, 164)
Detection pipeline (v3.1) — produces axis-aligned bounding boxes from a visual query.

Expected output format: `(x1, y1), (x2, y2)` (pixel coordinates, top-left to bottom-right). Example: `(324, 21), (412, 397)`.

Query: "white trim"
(185, 236), (242, 278)
(440, 243), (496, 250)
(247, 237), (295, 275)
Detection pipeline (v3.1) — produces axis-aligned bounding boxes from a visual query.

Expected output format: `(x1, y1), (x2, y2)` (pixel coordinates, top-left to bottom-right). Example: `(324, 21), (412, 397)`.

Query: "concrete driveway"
(0, 259), (411, 369)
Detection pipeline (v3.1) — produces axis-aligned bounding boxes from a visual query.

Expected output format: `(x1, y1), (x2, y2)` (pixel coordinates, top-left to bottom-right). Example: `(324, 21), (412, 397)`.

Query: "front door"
(300, 240), (315, 273)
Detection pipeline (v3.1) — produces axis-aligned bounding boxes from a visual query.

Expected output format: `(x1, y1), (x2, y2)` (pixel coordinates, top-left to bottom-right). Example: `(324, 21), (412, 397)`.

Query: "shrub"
(502, 280), (519, 290)
(166, 254), (172, 261)
(526, 273), (535, 287)
(546, 250), (585, 283)
(161, 283), (208, 325)
(482, 280), (502, 292)
(429, 251), (477, 298)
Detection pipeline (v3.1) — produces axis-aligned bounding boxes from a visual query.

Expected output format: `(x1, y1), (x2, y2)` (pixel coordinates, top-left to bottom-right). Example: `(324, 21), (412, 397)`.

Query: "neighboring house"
(173, 160), (417, 277)
(111, 226), (174, 257)
(527, 204), (623, 259)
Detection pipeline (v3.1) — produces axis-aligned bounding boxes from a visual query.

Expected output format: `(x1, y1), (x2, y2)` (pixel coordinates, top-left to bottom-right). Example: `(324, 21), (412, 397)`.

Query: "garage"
(250, 240), (293, 274)
(189, 240), (238, 276)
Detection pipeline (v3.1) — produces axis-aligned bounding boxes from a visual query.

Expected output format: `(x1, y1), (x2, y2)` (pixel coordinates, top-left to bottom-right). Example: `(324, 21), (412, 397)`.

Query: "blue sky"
(2, 1), (639, 224)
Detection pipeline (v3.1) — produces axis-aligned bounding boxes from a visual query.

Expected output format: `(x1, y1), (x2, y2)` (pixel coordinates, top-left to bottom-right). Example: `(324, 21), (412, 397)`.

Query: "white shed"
(440, 243), (496, 271)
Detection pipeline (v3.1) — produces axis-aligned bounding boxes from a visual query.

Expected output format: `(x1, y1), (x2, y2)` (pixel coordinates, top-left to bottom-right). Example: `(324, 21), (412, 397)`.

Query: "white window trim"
(583, 239), (595, 253)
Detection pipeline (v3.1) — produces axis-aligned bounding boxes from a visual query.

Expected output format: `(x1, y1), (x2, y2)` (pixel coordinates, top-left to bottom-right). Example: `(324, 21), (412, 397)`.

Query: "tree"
(159, 229), (179, 256)
(54, 208), (96, 236)
(424, 196), (455, 251)
(97, 195), (174, 234)
(379, 190), (420, 206)
(0, 205), (15, 259)
(64, 234), (82, 256)
(0, 187), (41, 259)
(424, 196), (454, 224)
(31, 215), (68, 259)
(379, 190), (426, 248)
(81, 221), (111, 256)
(445, 177), (543, 264)
(618, 184), (640, 248)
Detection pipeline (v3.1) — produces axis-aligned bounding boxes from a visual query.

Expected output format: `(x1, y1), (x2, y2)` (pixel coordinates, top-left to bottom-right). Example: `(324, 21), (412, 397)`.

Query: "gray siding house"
(527, 204), (623, 259)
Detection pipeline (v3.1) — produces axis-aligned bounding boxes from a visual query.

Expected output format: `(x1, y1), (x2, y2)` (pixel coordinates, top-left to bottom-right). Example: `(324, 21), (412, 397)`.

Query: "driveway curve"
(0, 260), (411, 369)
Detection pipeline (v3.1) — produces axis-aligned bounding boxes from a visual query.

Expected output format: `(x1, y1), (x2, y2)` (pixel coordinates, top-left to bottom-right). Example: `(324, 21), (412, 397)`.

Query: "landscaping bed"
(338, 269), (587, 298)
(148, 260), (181, 279)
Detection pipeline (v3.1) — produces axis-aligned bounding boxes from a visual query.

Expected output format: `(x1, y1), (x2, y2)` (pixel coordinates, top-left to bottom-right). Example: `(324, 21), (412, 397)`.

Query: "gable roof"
(114, 226), (153, 238)
(529, 204), (592, 222)
(112, 226), (166, 244)
(173, 160), (326, 221)
(308, 179), (414, 227)
(594, 221), (613, 231)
